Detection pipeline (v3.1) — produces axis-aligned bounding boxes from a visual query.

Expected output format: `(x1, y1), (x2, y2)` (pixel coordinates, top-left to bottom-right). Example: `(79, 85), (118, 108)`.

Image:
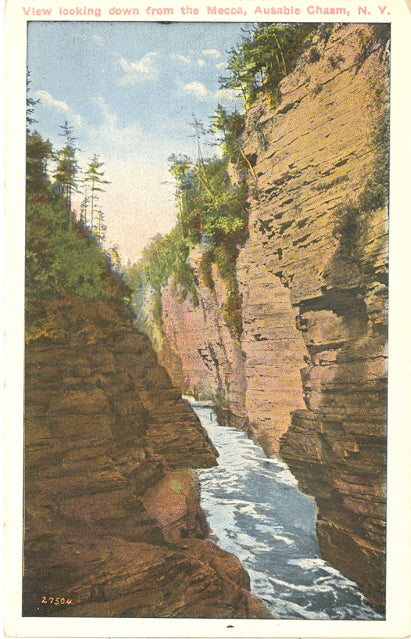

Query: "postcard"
(3, 0), (411, 636)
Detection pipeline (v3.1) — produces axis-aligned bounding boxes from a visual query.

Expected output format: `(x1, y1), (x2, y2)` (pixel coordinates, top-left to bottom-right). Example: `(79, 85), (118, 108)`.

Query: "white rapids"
(189, 400), (383, 621)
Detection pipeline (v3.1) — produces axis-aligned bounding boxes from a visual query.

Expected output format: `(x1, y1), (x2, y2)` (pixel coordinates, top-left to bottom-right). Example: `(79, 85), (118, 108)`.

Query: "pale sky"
(27, 21), (250, 264)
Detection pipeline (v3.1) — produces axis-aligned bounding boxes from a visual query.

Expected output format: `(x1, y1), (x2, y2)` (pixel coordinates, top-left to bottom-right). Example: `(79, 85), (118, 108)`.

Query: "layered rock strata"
(158, 23), (388, 610)
(241, 23), (388, 610)
(24, 328), (271, 618)
(160, 246), (247, 430)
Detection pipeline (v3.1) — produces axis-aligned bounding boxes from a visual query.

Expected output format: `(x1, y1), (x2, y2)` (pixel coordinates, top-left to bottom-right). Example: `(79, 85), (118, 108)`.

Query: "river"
(189, 400), (383, 620)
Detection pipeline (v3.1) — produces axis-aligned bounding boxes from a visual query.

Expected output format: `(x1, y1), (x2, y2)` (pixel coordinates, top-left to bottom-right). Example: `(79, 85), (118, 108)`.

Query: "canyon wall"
(24, 328), (271, 618)
(160, 246), (248, 429)
(158, 24), (388, 610)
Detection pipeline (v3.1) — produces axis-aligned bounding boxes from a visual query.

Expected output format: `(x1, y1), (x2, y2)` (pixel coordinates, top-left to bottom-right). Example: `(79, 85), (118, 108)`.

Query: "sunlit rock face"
(159, 23), (388, 610)
(159, 251), (248, 431)
(24, 329), (272, 618)
(241, 23), (388, 611)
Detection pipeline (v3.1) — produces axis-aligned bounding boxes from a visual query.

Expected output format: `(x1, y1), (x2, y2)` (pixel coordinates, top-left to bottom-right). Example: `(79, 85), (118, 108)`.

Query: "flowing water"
(190, 400), (383, 620)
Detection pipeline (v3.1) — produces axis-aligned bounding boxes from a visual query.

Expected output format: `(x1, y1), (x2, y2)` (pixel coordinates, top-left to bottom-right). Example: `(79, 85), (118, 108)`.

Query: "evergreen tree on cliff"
(82, 154), (109, 231)
(53, 121), (79, 226)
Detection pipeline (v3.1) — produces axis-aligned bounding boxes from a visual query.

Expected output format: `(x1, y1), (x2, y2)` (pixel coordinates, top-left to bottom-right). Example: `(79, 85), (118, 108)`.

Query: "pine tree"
(26, 131), (53, 205)
(26, 70), (39, 135)
(26, 70), (53, 203)
(82, 154), (109, 231)
(53, 121), (79, 225)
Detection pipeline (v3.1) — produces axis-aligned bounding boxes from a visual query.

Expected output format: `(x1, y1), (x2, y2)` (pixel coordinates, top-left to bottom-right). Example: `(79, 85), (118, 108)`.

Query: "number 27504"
(41, 596), (73, 605)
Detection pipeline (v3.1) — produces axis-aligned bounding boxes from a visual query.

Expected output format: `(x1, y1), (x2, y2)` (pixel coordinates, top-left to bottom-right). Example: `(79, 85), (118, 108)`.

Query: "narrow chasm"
(25, 20), (388, 622)
(142, 22), (388, 615)
(189, 399), (383, 620)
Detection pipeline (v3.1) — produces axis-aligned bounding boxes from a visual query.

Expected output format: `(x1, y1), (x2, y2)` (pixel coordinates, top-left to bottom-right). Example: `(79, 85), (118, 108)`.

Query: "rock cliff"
(158, 23), (388, 610)
(24, 328), (271, 618)
(160, 251), (248, 430)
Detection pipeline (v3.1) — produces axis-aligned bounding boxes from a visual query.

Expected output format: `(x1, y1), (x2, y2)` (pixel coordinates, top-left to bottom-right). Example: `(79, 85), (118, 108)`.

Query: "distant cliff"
(24, 328), (271, 618)
(154, 23), (388, 610)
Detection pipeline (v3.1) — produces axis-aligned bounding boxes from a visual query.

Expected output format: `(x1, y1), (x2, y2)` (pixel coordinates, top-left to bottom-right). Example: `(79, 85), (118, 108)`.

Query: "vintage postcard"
(3, 0), (411, 636)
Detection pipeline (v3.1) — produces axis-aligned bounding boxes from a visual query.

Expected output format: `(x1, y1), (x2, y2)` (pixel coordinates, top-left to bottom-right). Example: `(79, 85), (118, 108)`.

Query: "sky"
(27, 21), (251, 264)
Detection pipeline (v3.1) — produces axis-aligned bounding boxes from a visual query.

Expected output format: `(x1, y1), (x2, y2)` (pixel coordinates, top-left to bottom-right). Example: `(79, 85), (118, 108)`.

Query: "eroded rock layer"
(24, 329), (271, 618)
(160, 247), (248, 430)
(159, 23), (388, 610)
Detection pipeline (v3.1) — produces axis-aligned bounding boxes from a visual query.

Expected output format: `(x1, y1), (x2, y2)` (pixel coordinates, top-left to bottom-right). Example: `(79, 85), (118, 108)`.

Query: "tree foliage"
(125, 228), (197, 350)
(26, 70), (39, 134)
(210, 105), (246, 165)
(26, 201), (108, 300)
(53, 121), (79, 217)
(221, 23), (316, 108)
(169, 154), (248, 245)
(25, 120), (130, 341)
(82, 154), (110, 229)
(26, 131), (53, 205)
(126, 149), (248, 344)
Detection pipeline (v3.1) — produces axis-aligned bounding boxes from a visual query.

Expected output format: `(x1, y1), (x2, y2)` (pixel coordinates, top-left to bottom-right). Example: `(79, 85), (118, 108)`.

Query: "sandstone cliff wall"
(24, 328), (271, 618)
(159, 247), (248, 429)
(158, 23), (388, 609)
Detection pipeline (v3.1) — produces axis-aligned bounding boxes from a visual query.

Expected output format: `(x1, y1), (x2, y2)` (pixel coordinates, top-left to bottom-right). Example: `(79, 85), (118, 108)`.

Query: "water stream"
(190, 400), (383, 620)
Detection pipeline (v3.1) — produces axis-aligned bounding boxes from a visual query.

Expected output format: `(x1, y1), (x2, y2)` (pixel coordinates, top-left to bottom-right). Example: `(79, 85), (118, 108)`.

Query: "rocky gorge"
(154, 23), (389, 611)
(23, 20), (389, 621)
